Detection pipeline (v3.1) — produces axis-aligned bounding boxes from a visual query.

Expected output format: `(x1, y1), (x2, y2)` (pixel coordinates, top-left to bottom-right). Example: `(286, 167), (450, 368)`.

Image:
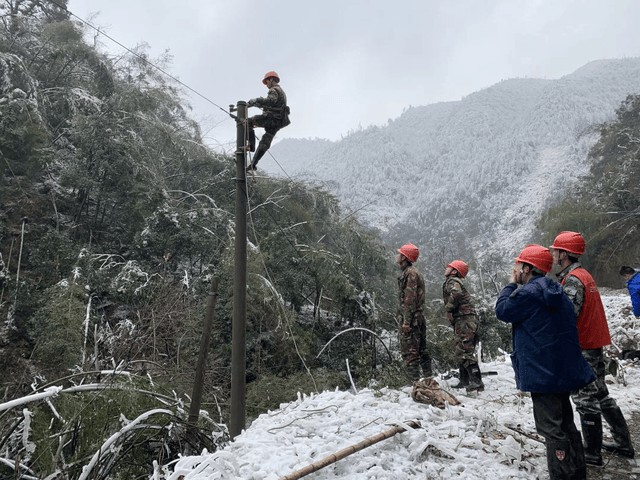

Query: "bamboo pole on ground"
(277, 420), (420, 480)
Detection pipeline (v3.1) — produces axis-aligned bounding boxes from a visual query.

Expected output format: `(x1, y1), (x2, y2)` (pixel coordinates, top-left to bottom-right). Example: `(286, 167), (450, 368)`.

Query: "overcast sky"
(66, 0), (640, 150)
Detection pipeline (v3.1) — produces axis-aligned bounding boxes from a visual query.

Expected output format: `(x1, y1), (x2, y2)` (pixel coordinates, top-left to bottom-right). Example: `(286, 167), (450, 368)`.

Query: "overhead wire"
(51, 0), (372, 218)
(50, 0), (376, 354)
(0, 2), (315, 465)
(47, 0), (230, 116)
(32, 0), (380, 420)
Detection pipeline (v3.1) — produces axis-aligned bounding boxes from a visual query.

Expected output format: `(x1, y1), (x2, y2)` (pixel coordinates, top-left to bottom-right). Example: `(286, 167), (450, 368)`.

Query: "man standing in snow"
(620, 265), (640, 319)
(246, 71), (290, 171)
(496, 244), (594, 480)
(396, 243), (431, 381)
(442, 260), (483, 392)
(550, 232), (635, 465)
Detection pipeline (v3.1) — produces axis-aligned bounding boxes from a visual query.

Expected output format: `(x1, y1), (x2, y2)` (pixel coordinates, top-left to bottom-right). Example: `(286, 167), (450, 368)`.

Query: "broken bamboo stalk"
(277, 420), (420, 480)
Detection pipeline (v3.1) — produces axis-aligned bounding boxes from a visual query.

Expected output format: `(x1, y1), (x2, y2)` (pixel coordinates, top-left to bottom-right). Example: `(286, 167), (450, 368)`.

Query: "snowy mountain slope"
(163, 291), (640, 480)
(266, 58), (640, 259)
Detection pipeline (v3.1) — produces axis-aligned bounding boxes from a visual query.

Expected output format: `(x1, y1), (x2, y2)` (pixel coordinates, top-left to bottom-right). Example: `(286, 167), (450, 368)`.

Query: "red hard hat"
(515, 244), (553, 273)
(262, 71), (280, 84)
(397, 243), (419, 263)
(550, 231), (585, 255)
(447, 260), (469, 278)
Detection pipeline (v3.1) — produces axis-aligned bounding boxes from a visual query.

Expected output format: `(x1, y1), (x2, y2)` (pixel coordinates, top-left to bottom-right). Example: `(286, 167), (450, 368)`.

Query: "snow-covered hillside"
(162, 291), (640, 480)
(266, 58), (640, 260)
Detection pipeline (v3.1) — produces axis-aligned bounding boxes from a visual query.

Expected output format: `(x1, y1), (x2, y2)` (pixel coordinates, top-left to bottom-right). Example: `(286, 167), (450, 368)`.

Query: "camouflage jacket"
(556, 262), (585, 318)
(442, 276), (477, 318)
(254, 85), (288, 119)
(397, 265), (425, 326)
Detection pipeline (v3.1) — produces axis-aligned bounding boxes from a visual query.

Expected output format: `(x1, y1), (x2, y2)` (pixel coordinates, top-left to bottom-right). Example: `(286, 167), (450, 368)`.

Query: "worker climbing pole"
(227, 71), (290, 439)
(246, 71), (291, 172)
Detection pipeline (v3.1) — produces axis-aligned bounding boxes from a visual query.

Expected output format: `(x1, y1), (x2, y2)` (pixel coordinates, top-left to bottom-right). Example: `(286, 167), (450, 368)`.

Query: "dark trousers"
(248, 115), (281, 167)
(532, 392), (586, 480)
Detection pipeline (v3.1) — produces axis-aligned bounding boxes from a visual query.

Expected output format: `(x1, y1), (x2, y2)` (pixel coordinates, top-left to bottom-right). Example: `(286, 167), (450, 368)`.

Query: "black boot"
(546, 439), (573, 480)
(601, 406), (635, 458)
(451, 364), (469, 389)
(420, 353), (432, 379)
(465, 363), (484, 392)
(250, 144), (267, 170)
(580, 414), (603, 466)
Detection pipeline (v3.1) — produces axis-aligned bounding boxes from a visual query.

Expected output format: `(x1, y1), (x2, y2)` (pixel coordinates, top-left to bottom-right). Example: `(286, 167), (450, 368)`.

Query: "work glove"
(247, 98), (258, 107)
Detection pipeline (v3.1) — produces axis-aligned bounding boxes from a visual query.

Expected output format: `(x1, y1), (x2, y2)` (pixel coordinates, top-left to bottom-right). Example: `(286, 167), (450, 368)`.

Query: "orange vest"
(561, 268), (611, 349)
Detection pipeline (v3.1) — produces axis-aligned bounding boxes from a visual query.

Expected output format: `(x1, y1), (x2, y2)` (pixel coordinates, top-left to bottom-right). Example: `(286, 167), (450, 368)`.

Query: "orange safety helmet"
(550, 231), (585, 256)
(262, 71), (280, 85)
(515, 244), (553, 273)
(397, 243), (419, 263)
(447, 260), (469, 278)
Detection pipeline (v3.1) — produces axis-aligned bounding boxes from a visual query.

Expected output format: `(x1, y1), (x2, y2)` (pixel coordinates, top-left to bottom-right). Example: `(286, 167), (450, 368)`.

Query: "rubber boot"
(249, 144), (268, 170)
(451, 364), (469, 389)
(568, 432), (587, 480)
(465, 363), (485, 392)
(420, 353), (432, 379)
(601, 406), (635, 458)
(546, 439), (573, 480)
(580, 414), (603, 466)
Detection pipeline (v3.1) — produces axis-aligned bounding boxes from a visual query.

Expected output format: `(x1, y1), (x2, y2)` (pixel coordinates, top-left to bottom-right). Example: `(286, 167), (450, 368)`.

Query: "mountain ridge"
(266, 58), (640, 262)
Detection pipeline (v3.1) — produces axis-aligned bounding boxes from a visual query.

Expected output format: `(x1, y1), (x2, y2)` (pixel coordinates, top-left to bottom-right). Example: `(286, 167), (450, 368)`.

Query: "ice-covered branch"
(0, 387), (62, 412)
(78, 408), (174, 480)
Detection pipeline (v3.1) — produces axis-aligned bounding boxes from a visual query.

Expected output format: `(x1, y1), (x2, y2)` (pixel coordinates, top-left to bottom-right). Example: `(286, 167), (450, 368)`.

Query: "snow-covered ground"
(160, 292), (640, 480)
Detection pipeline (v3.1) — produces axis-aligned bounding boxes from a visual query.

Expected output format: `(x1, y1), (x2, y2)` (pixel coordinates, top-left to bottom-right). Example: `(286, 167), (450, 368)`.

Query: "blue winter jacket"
(495, 276), (595, 393)
(626, 271), (640, 317)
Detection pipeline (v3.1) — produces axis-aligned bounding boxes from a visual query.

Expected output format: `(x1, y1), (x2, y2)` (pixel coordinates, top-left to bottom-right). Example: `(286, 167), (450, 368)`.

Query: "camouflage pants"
(452, 315), (478, 367)
(571, 348), (620, 416)
(400, 314), (431, 378)
(249, 115), (282, 166)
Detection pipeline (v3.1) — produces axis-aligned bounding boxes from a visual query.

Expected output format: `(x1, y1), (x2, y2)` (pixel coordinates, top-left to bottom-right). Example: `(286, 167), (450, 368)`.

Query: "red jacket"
(561, 268), (611, 349)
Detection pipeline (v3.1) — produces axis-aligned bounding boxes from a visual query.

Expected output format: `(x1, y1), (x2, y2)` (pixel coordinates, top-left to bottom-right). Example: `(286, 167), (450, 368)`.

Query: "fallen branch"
(503, 424), (545, 444)
(277, 420), (420, 480)
(0, 387), (62, 412)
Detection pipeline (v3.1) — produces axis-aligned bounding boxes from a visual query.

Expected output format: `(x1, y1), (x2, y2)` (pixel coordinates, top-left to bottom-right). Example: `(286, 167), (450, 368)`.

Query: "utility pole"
(230, 101), (248, 439)
(187, 277), (220, 439)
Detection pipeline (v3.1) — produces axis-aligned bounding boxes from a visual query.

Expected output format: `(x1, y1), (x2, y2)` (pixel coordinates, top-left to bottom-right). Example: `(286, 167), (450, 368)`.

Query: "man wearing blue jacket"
(620, 266), (640, 319)
(496, 244), (595, 480)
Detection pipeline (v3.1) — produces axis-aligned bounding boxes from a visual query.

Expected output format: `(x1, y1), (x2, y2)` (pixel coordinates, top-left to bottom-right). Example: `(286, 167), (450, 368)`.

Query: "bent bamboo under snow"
(277, 420), (420, 480)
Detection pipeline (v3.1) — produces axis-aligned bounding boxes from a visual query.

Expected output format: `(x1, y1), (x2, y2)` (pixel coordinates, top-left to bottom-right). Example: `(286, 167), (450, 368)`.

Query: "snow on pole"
(77, 408), (173, 480)
(277, 420), (421, 480)
(0, 386), (62, 412)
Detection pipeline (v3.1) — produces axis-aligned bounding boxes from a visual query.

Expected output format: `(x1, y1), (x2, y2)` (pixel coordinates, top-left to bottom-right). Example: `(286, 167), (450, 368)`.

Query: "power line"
(48, 0), (231, 116)
(50, 1), (376, 220)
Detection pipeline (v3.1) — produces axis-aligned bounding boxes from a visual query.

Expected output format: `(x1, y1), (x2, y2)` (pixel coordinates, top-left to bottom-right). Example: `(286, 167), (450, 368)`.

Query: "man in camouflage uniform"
(551, 231), (634, 465)
(246, 71), (290, 171)
(442, 260), (484, 392)
(396, 243), (431, 381)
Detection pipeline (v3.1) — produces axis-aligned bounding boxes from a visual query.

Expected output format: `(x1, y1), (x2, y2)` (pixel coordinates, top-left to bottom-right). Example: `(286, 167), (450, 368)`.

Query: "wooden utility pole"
(187, 277), (220, 435)
(230, 101), (248, 439)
